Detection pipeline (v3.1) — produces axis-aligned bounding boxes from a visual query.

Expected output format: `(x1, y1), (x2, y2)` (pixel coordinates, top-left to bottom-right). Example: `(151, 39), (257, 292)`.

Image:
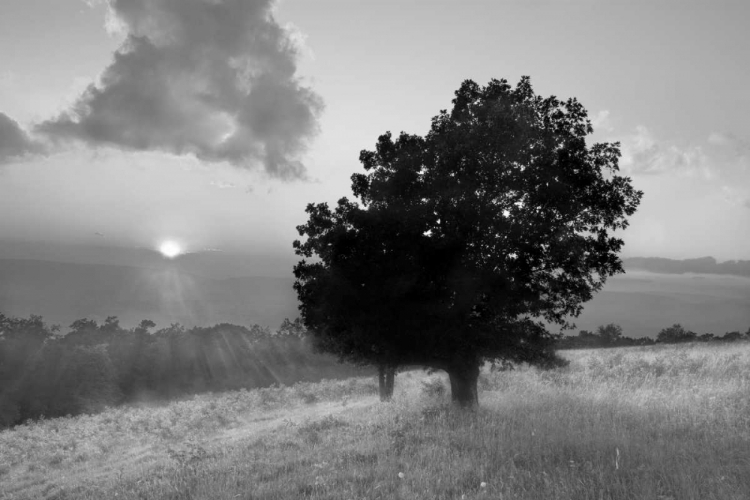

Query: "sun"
(159, 240), (183, 259)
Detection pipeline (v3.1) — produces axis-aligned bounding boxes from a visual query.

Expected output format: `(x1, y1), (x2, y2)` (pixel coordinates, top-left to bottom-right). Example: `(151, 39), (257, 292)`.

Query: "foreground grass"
(1, 342), (749, 499)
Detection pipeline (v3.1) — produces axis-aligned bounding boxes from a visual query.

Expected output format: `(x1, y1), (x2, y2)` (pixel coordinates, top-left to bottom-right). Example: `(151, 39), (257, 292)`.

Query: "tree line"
(556, 323), (750, 349)
(0, 313), (367, 429)
(3, 308), (745, 429)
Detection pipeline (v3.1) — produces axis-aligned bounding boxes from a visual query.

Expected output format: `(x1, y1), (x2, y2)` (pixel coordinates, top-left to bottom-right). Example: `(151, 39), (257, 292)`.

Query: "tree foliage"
(657, 324), (698, 343)
(0, 313), (367, 429)
(294, 77), (643, 406)
(596, 323), (624, 345)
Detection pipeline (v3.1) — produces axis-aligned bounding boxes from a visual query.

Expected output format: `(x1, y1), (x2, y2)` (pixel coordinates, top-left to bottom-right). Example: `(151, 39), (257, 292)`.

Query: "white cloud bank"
(618, 125), (712, 179)
(1, 0), (323, 179)
(602, 119), (750, 259)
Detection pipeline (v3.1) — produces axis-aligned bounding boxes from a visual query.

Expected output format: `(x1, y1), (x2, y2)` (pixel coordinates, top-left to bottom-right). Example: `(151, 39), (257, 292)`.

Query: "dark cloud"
(0, 113), (43, 163)
(35, 0), (323, 179)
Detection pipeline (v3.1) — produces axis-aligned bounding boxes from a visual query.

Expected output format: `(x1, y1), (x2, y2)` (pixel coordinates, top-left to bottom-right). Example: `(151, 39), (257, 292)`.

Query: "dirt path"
(212, 396), (377, 449)
(1, 396), (380, 500)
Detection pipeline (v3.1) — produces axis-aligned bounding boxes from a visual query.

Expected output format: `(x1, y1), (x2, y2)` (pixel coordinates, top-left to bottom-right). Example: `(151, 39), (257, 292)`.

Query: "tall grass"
(1, 342), (749, 499)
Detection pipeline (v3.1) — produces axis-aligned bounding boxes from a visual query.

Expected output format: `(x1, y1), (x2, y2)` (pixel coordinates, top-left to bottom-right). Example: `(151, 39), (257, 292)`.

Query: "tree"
(720, 330), (743, 342)
(277, 317), (308, 338)
(100, 316), (121, 334)
(294, 77), (642, 408)
(377, 364), (397, 402)
(59, 344), (123, 414)
(596, 323), (623, 345)
(656, 324), (697, 343)
(133, 319), (156, 336)
(697, 333), (715, 342)
(293, 191), (424, 401)
(0, 314), (53, 428)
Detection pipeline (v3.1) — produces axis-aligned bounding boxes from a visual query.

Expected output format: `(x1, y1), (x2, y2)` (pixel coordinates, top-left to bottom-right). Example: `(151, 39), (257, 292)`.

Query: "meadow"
(1, 342), (749, 500)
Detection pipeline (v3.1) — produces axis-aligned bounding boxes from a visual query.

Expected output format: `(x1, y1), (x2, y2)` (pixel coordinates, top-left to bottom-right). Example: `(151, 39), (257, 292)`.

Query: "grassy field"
(1, 342), (749, 500)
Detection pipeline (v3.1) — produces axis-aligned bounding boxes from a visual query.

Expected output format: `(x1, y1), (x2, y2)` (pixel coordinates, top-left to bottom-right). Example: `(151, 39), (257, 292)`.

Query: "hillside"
(1, 343), (749, 499)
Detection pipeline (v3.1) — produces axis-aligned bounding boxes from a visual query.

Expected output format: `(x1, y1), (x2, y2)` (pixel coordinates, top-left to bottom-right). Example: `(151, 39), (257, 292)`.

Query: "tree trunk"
(447, 362), (480, 409)
(378, 364), (396, 402)
(385, 365), (395, 399)
(378, 364), (386, 401)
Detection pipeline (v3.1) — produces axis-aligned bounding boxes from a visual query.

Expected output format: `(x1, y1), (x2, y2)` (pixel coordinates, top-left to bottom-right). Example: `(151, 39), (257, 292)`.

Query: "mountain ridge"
(0, 243), (748, 338)
(623, 256), (750, 277)
(0, 258), (298, 332)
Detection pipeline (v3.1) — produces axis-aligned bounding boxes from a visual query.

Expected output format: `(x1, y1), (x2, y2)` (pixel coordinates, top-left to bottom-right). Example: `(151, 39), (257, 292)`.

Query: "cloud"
(210, 180), (236, 189)
(0, 113), (44, 163)
(34, 0), (323, 179)
(708, 132), (731, 147)
(618, 125), (750, 212)
(619, 125), (711, 178)
(721, 186), (750, 209)
(590, 110), (613, 133)
(708, 132), (749, 159)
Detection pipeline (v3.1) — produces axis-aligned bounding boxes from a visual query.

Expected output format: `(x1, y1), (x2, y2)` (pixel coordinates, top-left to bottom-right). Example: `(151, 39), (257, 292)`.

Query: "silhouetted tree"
(597, 323), (623, 345)
(293, 200), (412, 401)
(60, 344), (123, 413)
(294, 76), (642, 407)
(720, 330), (744, 342)
(656, 324), (697, 343)
(277, 317), (307, 338)
(69, 318), (98, 334)
(377, 364), (397, 402)
(133, 319), (156, 335)
(100, 316), (121, 334)
(0, 313), (53, 426)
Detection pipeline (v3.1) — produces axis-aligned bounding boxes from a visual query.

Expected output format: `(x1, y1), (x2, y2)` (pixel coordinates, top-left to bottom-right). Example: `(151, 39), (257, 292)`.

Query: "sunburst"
(159, 240), (183, 259)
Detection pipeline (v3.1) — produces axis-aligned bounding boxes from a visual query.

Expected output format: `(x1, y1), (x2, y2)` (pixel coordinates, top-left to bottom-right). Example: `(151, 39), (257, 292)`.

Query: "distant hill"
(0, 259), (298, 332)
(623, 256), (750, 277)
(0, 241), (748, 338)
(0, 239), (297, 279)
(570, 270), (750, 338)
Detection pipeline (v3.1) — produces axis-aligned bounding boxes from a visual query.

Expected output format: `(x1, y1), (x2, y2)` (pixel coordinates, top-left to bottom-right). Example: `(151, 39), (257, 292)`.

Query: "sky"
(1, 0), (749, 264)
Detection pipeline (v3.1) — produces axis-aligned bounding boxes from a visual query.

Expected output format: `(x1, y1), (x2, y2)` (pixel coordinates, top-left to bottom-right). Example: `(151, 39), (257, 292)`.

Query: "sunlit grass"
(1, 342), (749, 499)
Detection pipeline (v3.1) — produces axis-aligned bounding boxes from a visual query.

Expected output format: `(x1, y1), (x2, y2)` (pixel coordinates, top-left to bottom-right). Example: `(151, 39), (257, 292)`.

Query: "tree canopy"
(293, 77), (643, 407)
(657, 324), (697, 343)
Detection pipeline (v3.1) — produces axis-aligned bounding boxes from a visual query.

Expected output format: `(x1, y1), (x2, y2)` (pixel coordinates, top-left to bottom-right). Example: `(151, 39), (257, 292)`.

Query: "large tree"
(294, 77), (643, 407)
(293, 198), (421, 400)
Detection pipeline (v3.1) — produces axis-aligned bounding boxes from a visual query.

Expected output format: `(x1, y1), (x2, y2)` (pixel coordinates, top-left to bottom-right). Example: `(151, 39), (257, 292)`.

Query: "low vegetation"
(557, 322), (750, 349)
(3, 311), (749, 428)
(0, 314), (370, 428)
(1, 341), (748, 499)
